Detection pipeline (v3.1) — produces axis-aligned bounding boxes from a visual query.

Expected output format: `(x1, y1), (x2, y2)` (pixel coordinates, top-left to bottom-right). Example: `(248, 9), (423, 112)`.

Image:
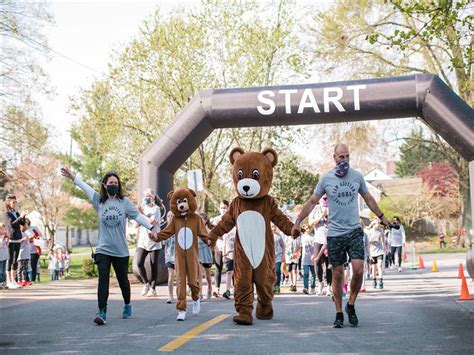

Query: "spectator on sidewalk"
(0, 223), (8, 290)
(3, 194), (27, 289)
(438, 233), (447, 249)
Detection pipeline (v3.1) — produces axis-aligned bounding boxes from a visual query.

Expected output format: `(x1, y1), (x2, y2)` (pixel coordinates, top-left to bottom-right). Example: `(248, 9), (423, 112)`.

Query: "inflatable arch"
(137, 74), (474, 283)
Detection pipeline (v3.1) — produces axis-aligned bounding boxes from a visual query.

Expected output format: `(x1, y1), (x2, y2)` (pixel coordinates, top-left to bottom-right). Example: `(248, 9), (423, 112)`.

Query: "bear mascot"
(152, 187), (208, 321)
(208, 147), (299, 325)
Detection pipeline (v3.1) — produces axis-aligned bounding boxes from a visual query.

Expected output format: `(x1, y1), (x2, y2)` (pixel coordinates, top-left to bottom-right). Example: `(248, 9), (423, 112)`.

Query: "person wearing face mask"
(135, 188), (162, 298)
(61, 167), (157, 326)
(292, 143), (389, 329)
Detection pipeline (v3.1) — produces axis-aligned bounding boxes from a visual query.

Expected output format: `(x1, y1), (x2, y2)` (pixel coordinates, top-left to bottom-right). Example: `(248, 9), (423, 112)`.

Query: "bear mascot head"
(229, 147), (277, 200)
(167, 187), (198, 217)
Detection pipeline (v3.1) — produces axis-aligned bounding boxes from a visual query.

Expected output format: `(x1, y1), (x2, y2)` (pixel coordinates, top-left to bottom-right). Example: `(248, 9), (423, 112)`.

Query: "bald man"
(292, 143), (389, 328)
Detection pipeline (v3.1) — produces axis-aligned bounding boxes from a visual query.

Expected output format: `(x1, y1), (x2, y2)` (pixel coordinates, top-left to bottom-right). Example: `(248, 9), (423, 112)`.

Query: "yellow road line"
(159, 314), (230, 352)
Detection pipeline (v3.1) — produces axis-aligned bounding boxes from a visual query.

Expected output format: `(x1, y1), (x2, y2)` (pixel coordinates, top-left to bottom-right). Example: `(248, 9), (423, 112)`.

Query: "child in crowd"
(301, 224), (316, 294)
(17, 223), (31, 286)
(162, 211), (175, 304)
(273, 224), (285, 294)
(198, 213), (214, 301)
(285, 231), (301, 292)
(64, 250), (71, 276)
(222, 228), (235, 299)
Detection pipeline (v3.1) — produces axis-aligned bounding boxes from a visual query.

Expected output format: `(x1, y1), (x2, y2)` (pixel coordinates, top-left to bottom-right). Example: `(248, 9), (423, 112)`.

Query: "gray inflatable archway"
(138, 74), (474, 283)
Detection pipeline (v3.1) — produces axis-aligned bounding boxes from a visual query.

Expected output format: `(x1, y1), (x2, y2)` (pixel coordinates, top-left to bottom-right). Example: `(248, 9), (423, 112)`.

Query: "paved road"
(1, 253), (473, 354)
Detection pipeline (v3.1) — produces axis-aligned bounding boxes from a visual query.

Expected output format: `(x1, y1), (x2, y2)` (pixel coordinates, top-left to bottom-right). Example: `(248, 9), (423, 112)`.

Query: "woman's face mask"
(105, 184), (119, 196)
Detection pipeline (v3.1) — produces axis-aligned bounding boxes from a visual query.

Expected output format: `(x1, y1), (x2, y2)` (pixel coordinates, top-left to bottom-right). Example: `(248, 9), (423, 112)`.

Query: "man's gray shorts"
(328, 228), (365, 267)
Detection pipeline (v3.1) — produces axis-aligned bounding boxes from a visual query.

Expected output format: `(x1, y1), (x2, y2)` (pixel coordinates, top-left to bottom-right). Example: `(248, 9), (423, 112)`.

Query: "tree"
(0, 0), (52, 107)
(70, 0), (309, 212)
(309, 0), (473, 228)
(395, 128), (445, 177)
(11, 155), (70, 244)
(417, 163), (459, 197)
(273, 154), (319, 206)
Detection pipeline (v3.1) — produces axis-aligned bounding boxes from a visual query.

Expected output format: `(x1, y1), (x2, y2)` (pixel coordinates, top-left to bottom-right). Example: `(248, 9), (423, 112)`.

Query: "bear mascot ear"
(167, 190), (174, 201)
(261, 148), (278, 167)
(229, 147), (245, 164)
(188, 188), (197, 197)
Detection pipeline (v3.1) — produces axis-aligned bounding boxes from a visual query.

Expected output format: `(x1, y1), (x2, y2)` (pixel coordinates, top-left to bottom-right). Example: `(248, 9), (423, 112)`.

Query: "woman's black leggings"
(7, 243), (20, 271)
(213, 252), (223, 289)
(135, 247), (159, 288)
(96, 253), (130, 311)
(314, 243), (332, 285)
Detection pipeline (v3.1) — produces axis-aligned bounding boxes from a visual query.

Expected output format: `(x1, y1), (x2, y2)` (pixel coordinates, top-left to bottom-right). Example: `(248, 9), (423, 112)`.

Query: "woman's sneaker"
(223, 289), (231, 299)
(166, 297), (173, 304)
(310, 287), (316, 295)
(379, 279), (384, 289)
(207, 290), (212, 301)
(122, 304), (132, 319)
(94, 310), (107, 325)
(317, 284), (324, 295)
(141, 284), (150, 296)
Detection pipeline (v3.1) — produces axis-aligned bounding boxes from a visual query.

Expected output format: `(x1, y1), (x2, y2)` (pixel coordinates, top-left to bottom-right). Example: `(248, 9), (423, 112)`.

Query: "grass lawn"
(418, 247), (468, 254)
(38, 254), (92, 281)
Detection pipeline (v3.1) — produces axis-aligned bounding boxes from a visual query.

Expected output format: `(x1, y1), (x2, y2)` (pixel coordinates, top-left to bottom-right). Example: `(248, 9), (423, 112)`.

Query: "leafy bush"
(82, 258), (97, 277)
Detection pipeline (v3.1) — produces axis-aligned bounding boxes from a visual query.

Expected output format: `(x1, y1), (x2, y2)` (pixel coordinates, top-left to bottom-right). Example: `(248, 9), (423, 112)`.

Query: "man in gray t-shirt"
(293, 143), (389, 329)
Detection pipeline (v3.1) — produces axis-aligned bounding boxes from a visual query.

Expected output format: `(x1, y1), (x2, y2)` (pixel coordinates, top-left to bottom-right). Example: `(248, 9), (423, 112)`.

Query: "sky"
(40, 0), (195, 154)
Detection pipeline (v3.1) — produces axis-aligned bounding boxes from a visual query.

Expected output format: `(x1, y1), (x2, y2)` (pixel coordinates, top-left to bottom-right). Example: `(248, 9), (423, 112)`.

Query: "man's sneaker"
(122, 304), (132, 319)
(176, 311), (186, 321)
(6, 282), (18, 289)
(146, 288), (157, 297)
(303, 288), (309, 294)
(223, 289), (231, 299)
(333, 313), (344, 328)
(345, 302), (358, 326)
(192, 299), (201, 315)
(372, 280), (377, 289)
(141, 284), (150, 296)
(398, 267), (402, 272)
(94, 310), (107, 325)
(310, 287), (316, 295)
(292, 285), (297, 292)
(379, 280), (384, 289)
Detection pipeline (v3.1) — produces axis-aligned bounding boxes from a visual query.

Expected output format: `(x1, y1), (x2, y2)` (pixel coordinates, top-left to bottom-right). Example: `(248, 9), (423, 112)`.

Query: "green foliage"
(81, 258), (97, 278)
(63, 207), (98, 230)
(395, 128), (445, 177)
(273, 154), (319, 206)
